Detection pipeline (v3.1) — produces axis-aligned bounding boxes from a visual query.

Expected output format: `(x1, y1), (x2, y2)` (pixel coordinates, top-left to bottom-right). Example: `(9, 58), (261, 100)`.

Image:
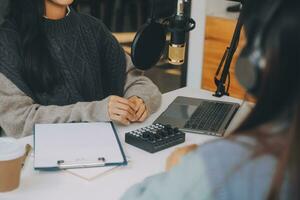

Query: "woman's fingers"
(108, 96), (149, 124)
(108, 96), (137, 123)
(138, 109), (148, 122)
(136, 103), (146, 119)
(110, 114), (130, 125)
(115, 102), (136, 117)
(115, 96), (136, 110)
(128, 96), (149, 122)
(128, 96), (144, 111)
(111, 106), (135, 121)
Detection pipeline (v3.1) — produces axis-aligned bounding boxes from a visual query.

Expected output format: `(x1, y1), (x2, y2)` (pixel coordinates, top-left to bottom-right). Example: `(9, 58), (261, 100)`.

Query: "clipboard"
(33, 122), (127, 171)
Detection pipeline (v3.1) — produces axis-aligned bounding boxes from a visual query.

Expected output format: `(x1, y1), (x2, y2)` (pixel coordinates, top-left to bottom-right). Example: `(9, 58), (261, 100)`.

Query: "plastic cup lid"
(0, 138), (25, 161)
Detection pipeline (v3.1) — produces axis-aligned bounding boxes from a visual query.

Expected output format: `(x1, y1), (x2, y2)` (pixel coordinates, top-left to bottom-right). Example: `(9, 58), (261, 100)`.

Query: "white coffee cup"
(0, 138), (25, 192)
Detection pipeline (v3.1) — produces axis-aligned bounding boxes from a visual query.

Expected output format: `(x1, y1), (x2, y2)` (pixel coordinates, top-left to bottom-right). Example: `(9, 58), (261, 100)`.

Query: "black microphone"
(168, 0), (195, 65)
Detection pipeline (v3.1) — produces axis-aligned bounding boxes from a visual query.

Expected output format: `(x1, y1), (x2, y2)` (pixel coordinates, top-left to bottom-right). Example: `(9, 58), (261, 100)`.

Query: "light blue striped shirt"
(121, 136), (289, 200)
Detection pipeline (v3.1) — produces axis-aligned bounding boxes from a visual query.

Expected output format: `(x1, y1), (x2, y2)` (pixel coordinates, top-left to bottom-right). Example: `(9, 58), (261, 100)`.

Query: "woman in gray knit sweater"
(121, 0), (299, 199)
(0, 0), (161, 138)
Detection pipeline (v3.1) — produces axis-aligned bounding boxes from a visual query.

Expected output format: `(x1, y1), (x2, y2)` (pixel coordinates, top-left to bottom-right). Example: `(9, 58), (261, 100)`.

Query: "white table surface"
(1, 87), (252, 200)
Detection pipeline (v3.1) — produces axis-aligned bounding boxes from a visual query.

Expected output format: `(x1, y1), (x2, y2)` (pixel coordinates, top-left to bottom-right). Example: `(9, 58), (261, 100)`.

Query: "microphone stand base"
(213, 83), (229, 97)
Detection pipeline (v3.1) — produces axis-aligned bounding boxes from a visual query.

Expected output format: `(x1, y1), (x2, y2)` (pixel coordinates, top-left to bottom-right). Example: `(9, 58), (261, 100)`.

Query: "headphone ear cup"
(235, 47), (261, 96)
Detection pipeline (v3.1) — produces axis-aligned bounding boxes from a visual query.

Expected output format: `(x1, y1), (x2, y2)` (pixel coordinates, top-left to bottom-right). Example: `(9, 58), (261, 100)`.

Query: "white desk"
(1, 87), (252, 200)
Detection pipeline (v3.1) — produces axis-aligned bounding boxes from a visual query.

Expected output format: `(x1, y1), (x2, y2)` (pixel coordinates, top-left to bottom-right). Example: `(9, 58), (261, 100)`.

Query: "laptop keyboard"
(184, 101), (234, 132)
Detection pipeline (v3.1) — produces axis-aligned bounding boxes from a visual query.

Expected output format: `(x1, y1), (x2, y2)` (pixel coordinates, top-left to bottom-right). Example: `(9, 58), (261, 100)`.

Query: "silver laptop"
(154, 96), (240, 137)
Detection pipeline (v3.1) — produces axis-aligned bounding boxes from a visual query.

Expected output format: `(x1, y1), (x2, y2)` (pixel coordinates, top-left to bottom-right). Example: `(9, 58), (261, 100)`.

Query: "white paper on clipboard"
(34, 122), (127, 170)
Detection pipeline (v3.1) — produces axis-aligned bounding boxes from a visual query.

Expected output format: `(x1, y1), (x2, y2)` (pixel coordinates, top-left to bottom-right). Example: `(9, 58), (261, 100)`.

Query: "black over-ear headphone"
(235, 0), (282, 96)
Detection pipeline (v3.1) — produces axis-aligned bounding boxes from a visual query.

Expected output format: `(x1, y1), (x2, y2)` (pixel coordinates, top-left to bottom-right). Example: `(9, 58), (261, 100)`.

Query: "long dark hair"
(233, 0), (300, 199)
(6, 0), (70, 94)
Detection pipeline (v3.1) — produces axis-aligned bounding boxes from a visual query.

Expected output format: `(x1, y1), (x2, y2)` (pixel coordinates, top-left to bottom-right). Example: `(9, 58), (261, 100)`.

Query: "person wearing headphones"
(0, 0), (161, 138)
(121, 0), (298, 199)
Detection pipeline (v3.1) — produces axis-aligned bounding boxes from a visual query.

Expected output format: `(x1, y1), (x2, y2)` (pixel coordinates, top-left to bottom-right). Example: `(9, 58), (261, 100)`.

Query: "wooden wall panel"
(202, 16), (246, 99)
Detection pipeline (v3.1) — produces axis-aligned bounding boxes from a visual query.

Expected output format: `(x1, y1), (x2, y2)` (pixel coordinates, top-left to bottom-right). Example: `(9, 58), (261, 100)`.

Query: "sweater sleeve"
(0, 55), (161, 138)
(0, 73), (110, 138)
(123, 54), (162, 114)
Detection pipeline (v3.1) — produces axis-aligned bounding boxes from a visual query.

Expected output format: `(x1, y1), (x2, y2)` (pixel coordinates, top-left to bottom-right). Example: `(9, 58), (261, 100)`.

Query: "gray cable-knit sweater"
(1, 8), (129, 105)
(0, 54), (161, 138)
(0, 10), (162, 138)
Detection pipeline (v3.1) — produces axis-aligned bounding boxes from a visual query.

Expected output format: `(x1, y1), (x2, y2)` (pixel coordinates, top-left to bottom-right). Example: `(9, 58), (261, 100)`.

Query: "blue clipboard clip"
(57, 157), (106, 169)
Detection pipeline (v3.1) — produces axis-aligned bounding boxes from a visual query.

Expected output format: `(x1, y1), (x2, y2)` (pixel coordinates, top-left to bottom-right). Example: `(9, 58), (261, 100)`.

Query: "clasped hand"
(108, 95), (149, 125)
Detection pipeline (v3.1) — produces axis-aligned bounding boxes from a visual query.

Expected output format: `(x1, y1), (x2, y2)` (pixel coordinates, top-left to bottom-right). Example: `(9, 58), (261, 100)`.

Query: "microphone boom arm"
(213, 2), (244, 97)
